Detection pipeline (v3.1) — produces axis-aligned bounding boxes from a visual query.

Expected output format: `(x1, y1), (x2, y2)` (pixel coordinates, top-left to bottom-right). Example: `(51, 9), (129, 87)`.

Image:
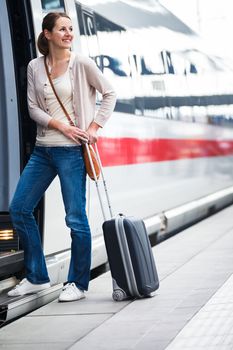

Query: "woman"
(8, 12), (116, 302)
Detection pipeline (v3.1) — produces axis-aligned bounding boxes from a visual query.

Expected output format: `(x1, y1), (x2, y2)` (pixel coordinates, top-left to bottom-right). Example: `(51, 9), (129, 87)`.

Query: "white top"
(36, 69), (77, 146)
(27, 53), (116, 140)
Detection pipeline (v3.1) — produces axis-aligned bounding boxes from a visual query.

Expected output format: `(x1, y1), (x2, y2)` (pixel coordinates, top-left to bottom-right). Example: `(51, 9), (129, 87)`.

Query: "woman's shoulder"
(72, 53), (96, 68)
(28, 56), (44, 69)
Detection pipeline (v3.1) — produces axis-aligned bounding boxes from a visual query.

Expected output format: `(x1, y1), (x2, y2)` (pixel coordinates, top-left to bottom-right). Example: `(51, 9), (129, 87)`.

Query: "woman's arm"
(85, 58), (117, 128)
(86, 121), (101, 144)
(27, 61), (52, 127)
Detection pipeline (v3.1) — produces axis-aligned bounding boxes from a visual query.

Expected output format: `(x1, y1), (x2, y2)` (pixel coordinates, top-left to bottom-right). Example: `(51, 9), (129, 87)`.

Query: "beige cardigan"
(27, 52), (117, 137)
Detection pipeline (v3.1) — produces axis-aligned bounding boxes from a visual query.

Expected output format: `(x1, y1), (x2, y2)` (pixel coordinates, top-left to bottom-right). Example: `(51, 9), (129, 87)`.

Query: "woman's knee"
(66, 212), (90, 233)
(9, 201), (32, 222)
(9, 200), (20, 218)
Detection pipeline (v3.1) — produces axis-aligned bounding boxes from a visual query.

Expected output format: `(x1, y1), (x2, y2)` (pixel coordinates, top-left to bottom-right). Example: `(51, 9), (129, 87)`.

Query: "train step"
(0, 282), (63, 326)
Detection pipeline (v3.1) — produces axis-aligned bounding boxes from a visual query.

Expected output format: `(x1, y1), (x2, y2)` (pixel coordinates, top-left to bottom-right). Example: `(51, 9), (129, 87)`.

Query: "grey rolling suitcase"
(85, 144), (159, 301)
(103, 214), (159, 300)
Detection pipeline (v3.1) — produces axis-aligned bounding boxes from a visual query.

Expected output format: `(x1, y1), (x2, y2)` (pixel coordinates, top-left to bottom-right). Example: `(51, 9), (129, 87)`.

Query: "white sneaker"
(58, 283), (85, 302)
(7, 278), (50, 297)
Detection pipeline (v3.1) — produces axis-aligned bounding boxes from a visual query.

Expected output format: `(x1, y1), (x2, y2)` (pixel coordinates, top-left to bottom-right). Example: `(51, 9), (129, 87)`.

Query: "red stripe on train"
(98, 137), (233, 167)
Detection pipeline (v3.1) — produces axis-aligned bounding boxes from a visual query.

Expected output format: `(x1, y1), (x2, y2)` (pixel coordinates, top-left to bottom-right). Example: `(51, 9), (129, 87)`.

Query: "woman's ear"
(43, 29), (51, 41)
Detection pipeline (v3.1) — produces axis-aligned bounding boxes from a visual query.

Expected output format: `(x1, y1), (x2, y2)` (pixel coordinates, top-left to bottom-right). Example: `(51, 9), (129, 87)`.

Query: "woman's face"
(45, 17), (74, 50)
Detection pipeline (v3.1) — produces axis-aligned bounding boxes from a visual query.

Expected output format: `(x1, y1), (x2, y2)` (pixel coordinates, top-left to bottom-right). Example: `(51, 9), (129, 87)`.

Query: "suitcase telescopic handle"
(84, 143), (113, 221)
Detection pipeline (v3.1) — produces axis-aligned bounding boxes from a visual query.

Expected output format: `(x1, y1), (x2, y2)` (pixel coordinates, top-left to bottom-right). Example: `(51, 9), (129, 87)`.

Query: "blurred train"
(1, 0), (233, 299)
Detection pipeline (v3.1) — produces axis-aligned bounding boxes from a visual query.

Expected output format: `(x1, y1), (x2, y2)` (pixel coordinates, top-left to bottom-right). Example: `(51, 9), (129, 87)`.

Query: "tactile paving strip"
(166, 274), (233, 349)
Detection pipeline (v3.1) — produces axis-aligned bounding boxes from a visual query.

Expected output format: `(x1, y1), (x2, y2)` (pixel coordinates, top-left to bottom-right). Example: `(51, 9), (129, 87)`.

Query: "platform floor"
(1, 205), (233, 350)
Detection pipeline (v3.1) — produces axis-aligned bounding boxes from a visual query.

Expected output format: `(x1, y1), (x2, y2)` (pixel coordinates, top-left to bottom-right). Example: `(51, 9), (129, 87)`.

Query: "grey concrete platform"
(1, 205), (233, 350)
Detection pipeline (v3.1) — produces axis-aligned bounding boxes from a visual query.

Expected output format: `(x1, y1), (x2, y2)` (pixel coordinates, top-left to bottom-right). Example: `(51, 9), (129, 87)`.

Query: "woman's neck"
(47, 49), (71, 66)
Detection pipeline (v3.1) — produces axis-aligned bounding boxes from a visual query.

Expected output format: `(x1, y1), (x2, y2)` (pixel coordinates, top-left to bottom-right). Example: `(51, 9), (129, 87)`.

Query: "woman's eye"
(60, 27), (73, 32)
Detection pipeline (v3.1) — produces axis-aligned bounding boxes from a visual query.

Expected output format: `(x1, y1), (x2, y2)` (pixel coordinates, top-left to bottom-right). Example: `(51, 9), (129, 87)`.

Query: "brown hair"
(37, 12), (71, 56)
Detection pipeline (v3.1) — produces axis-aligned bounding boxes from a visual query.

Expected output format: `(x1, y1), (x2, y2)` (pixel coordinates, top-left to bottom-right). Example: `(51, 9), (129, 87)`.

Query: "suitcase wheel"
(112, 289), (127, 301)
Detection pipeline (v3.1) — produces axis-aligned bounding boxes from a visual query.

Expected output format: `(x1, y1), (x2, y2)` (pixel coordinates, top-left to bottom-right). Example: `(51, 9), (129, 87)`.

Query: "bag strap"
(44, 56), (75, 127)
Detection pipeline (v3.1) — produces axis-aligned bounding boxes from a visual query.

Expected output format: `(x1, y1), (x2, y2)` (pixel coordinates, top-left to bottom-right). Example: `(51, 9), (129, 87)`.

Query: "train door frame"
(0, 0), (41, 279)
(0, 0), (20, 214)
(0, 0), (23, 275)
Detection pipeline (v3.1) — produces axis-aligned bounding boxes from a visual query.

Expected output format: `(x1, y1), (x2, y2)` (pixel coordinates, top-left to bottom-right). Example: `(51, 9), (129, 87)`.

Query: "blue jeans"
(9, 146), (91, 291)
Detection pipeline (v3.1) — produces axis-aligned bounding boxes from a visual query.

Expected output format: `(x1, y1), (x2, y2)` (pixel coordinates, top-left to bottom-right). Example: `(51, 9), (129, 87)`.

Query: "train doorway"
(0, 0), (42, 279)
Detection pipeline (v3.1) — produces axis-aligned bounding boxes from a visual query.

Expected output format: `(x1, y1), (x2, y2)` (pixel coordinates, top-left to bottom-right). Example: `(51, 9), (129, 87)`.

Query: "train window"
(140, 52), (167, 118)
(140, 53), (165, 75)
(208, 114), (233, 127)
(170, 53), (186, 75)
(94, 12), (135, 114)
(184, 50), (219, 74)
(41, 0), (65, 12)
(161, 51), (175, 74)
